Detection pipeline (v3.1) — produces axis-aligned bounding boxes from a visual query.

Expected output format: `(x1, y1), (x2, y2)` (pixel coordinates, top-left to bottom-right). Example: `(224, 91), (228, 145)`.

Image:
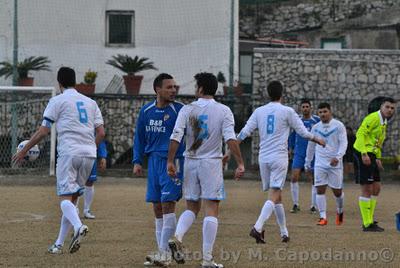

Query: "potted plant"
(233, 80), (243, 96)
(216, 71), (228, 96)
(75, 70), (97, 96)
(0, 56), (51, 86)
(106, 54), (157, 95)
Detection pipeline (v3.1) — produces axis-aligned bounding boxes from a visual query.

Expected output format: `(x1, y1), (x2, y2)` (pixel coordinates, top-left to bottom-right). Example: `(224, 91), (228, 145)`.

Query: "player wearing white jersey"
(237, 81), (325, 244)
(167, 73), (244, 268)
(12, 67), (105, 254)
(305, 103), (347, 226)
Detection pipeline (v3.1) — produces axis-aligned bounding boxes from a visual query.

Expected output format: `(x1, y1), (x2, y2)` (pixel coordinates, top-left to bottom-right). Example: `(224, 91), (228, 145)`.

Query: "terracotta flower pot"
(18, 77), (34, 86)
(75, 83), (96, 96)
(223, 85), (243, 96)
(123, 75), (143, 95)
(223, 86), (229, 96)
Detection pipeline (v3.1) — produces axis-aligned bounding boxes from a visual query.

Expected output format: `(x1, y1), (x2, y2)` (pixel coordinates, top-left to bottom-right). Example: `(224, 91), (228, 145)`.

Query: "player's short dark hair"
(382, 97), (396, 104)
(267, 81), (283, 101)
(318, 102), (331, 110)
(194, 72), (218, 96)
(300, 98), (311, 106)
(153, 73), (174, 92)
(57, 67), (76, 88)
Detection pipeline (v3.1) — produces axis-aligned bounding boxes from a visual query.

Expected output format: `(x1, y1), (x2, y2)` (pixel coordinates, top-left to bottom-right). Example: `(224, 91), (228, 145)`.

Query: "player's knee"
(333, 190), (342, 197)
(316, 186), (326, 195)
(152, 202), (163, 217)
(161, 201), (176, 214)
(186, 200), (201, 215)
(361, 184), (373, 197)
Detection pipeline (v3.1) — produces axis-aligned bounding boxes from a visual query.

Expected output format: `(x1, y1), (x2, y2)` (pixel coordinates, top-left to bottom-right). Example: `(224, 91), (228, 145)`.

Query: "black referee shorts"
(353, 151), (380, 185)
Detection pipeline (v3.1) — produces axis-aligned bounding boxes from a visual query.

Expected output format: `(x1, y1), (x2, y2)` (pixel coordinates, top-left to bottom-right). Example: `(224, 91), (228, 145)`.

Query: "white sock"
(311, 185), (317, 208)
(83, 186), (94, 213)
(160, 213), (176, 252)
(175, 210), (196, 242)
(291, 182), (299, 206)
(274, 203), (288, 237)
(60, 200), (82, 234)
(202, 216), (218, 262)
(336, 192), (344, 214)
(55, 215), (72, 246)
(316, 194), (327, 219)
(155, 218), (163, 250)
(254, 200), (275, 232)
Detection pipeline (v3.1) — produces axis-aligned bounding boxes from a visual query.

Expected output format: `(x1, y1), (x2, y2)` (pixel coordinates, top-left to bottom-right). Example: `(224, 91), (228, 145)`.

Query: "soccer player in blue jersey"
(81, 140), (107, 219)
(132, 73), (185, 266)
(288, 99), (320, 214)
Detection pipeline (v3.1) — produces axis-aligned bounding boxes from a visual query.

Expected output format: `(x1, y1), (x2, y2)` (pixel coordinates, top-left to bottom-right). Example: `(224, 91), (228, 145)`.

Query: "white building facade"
(0, 0), (238, 94)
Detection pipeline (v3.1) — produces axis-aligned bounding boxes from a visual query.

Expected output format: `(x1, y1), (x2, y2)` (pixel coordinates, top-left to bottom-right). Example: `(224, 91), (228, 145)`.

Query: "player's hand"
(288, 149), (293, 160)
(11, 150), (27, 167)
(330, 158), (339, 167)
(313, 137), (326, 147)
(361, 154), (371, 166)
(133, 164), (144, 177)
(167, 162), (177, 178)
(304, 164), (311, 172)
(234, 164), (245, 180)
(98, 158), (106, 172)
(376, 159), (384, 171)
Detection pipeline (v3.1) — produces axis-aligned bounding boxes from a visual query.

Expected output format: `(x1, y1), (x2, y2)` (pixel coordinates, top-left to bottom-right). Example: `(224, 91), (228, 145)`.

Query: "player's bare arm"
(376, 158), (384, 170)
(95, 125), (105, 146)
(12, 126), (50, 165)
(311, 136), (326, 147)
(167, 139), (180, 177)
(226, 139), (245, 180)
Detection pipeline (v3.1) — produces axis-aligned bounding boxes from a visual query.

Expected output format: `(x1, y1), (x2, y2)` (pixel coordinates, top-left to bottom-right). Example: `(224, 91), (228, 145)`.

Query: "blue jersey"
(133, 101), (185, 165)
(289, 115), (320, 157)
(88, 140), (108, 182)
(97, 140), (107, 159)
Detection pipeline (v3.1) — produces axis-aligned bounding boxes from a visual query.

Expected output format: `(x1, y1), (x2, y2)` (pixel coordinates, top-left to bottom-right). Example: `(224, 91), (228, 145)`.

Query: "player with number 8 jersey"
(237, 81), (325, 244)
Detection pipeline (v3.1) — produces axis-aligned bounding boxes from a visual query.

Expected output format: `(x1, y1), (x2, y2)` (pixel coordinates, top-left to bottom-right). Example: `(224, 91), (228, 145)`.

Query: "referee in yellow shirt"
(354, 97), (396, 232)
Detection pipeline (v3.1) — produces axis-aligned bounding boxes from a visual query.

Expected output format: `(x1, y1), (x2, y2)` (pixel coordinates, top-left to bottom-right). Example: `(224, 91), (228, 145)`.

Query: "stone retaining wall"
(250, 48), (400, 165)
(240, 0), (398, 38)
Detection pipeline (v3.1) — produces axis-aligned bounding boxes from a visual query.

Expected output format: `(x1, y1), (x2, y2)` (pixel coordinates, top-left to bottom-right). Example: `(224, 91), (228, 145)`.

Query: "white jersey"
(42, 88), (104, 158)
(305, 118), (347, 169)
(171, 98), (236, 159)
(238, 102), (314, 163)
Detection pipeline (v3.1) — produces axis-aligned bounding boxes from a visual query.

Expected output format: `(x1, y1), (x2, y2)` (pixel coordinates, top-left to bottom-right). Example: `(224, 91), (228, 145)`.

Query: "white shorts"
(314, 167), (343, 189)
(183, 158), (225, 201)
(56, 156), (95, 196)
(259, 160), (288, 191)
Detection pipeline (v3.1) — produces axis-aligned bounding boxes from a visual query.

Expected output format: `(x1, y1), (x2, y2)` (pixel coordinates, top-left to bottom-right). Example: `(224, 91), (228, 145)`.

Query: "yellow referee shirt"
(353, 111), (387, 159)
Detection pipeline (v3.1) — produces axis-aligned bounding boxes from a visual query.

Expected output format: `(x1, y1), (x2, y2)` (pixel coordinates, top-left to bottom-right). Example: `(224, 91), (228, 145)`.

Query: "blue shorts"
(292, 154), (315, 171)
(146, 153), (184, 203)
(87, 161), (97, 182)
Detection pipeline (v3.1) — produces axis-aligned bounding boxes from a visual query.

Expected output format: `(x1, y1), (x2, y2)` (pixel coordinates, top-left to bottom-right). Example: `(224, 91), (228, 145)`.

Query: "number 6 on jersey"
(76, 101), (88, 124)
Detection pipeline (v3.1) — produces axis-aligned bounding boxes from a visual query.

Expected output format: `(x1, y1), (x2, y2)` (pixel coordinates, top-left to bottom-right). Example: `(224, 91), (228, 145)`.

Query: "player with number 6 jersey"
(12, 67), (105, 255)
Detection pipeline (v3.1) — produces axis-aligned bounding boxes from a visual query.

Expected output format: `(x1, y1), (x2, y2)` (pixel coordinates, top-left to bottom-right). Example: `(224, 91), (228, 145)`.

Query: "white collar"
(64, 88), (77, 94)
(378, 110), (387, 125)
